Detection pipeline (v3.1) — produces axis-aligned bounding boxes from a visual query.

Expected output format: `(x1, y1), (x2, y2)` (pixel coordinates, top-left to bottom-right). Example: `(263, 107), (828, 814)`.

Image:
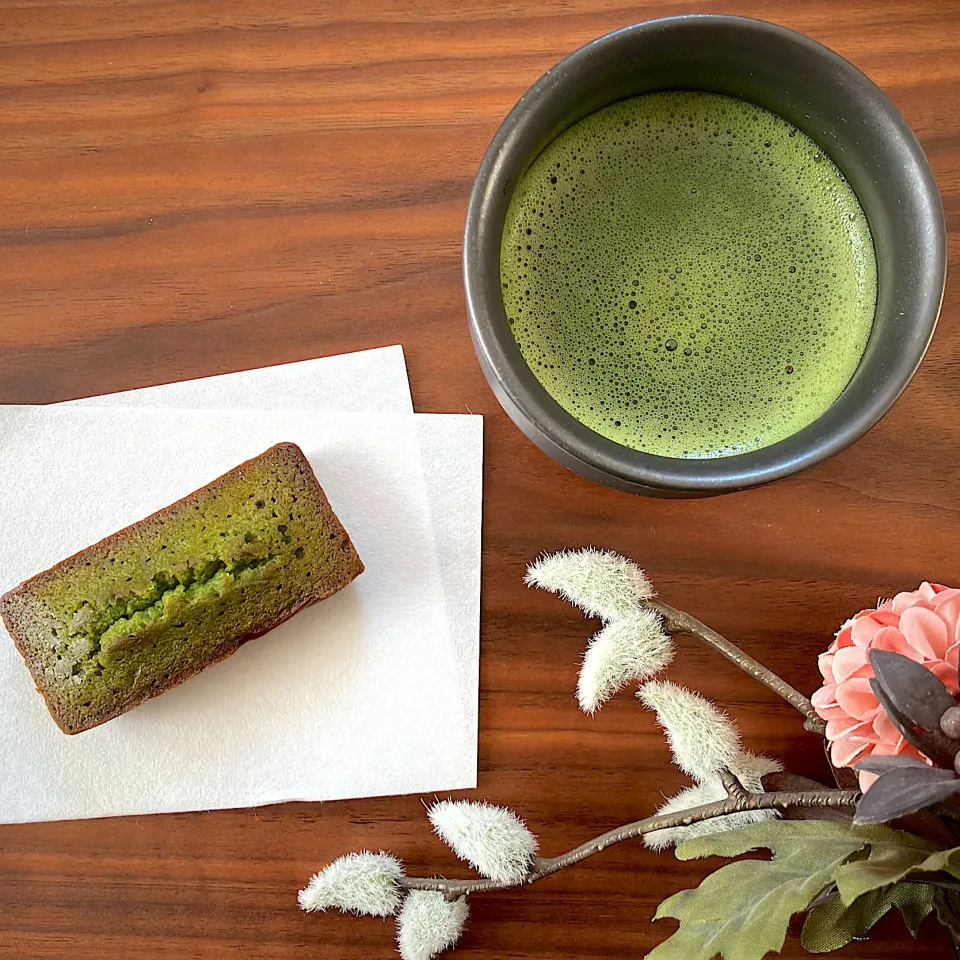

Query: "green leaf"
(647, 822), (873, 960)
(899, 883), (938, 936)
(672, 819), (921, 866)
(646, 821), (944, 960)
(834, 840), (960, 905)
(801, 883), (936, 952)
(920, 845), (960, 881)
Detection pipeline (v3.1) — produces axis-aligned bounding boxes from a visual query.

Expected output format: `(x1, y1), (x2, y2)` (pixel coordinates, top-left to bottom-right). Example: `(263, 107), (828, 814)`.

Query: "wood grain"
(1, 1), (958, 956)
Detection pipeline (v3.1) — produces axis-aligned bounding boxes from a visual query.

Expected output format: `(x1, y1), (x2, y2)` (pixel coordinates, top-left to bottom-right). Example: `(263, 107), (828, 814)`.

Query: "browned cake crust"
(0, 442), (364, 734)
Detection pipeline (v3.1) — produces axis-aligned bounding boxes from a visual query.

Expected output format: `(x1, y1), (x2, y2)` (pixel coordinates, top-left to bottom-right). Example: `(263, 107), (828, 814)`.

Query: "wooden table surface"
(1, 1), (958, 957)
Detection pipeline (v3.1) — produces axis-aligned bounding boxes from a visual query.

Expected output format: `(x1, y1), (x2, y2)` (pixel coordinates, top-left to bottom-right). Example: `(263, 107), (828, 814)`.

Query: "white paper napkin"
(65, 344), (414, 415)
(64, 345), (482, 787)
(0, 403), (482, 823)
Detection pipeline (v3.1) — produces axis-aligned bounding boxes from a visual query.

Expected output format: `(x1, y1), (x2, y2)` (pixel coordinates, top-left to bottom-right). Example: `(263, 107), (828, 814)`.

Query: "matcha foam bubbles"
(500, 91), (877, 459)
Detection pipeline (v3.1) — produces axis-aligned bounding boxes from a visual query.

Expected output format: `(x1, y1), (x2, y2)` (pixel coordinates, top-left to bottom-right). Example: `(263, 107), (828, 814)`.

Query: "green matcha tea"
(500, 92), (877, 458)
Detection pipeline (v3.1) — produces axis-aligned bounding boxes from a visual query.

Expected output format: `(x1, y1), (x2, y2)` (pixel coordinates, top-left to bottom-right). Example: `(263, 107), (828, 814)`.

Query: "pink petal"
(873, 609), (900, 627)
(946, 641), (960, 672)
(834, 622), (855, 649)
(845, 720), (880, 745)
(826, 717), (870, 740)
(934, 595), (960, 636)
(931, 583), (950, 594)
(919, 582), (940, 601)
(872, 709), (899, 744)
(891, 591), (916, 612)
(816, 703), (850, 720)
(818, 653), (835, 681)
(811, 684), (838, 709)
(904, 743), (931, 764)
(899, 606), (949, 660)
(859, 770), (879, 791)
(878, 737), (932, 765)
(831, 734), (870, 768)
(832, 646), (869, 683)
(851, 615), (884, 647)
(872, 626), (916, 658)
(929, 661), (959, 694)
(932, 587), (960, 607)
(893, 590), (933, 613)
(835, 678), (878, 720)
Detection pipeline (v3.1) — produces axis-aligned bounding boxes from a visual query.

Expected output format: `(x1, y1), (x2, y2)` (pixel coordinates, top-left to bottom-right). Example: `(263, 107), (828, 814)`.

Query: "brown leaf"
(855, 767), (960, 824)
(893, 809), (960, 849)
(870, 678), (957, 768)
(856, 755), (934, 775)
(934, 888), (960, 942)
(869, 649), (958, 732)
(761, 772), (833, 792)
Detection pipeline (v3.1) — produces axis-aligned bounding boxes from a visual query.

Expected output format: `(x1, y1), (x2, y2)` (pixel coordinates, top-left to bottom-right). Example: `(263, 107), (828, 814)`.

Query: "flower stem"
(648, 599), (827, 735)
(398, 788), (857, 899)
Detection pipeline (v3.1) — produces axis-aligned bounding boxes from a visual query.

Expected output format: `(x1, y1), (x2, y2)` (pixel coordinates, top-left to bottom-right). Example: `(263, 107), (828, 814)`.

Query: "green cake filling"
(31, 455), (343, 719)
(66, 552), (277, 673)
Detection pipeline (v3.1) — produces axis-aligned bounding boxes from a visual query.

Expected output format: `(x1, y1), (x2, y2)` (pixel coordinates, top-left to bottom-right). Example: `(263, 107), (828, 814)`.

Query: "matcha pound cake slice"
(0, 442), (363, 734)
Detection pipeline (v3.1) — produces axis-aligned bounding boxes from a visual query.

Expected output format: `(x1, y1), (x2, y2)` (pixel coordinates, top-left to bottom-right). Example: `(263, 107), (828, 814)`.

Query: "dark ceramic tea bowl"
(463, 15), (946, 496)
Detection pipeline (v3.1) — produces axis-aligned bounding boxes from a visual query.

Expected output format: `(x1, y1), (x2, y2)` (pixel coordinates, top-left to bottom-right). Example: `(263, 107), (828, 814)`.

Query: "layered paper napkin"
(0, 346), (482, 823)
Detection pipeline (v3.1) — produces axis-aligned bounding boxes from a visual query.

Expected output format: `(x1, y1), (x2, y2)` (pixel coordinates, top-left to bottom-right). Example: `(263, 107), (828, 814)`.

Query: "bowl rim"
(463, 14), (947, 494)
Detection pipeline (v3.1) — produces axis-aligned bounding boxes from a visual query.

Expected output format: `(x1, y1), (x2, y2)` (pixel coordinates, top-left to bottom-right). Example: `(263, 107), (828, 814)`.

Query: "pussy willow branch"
(398, 602), (835, 900)
(648, 599), (827, 735)
(718, 768), (750, 801)
(399, 787), (857, 899)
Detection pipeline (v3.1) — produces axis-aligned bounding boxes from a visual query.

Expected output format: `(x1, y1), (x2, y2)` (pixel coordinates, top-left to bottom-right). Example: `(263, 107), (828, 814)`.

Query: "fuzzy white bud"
(527, 549), (672, 711)
(525, 548), (655, 621)
(637, 681), (741, 781)
(429, 800), (537, 884)
(577, 608), (673, 713)
(298, 851), (404, 917)
(730, 752), (784, 792)
(397, 890), (469, 960)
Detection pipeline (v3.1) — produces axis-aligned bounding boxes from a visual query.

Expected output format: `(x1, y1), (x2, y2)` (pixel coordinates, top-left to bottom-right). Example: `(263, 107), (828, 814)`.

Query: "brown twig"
(649, 599), (827, 735)
(398, 788), (858, 899)
(718, 768), (749, 801)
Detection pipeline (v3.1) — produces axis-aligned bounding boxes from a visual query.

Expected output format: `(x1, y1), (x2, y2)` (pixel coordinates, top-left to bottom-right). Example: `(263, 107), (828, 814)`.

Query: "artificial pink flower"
(812, 582), (960, 791)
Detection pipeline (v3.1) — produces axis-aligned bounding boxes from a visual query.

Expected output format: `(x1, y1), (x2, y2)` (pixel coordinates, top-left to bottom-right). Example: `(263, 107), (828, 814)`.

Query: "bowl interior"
(464, 16), (945, 494)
